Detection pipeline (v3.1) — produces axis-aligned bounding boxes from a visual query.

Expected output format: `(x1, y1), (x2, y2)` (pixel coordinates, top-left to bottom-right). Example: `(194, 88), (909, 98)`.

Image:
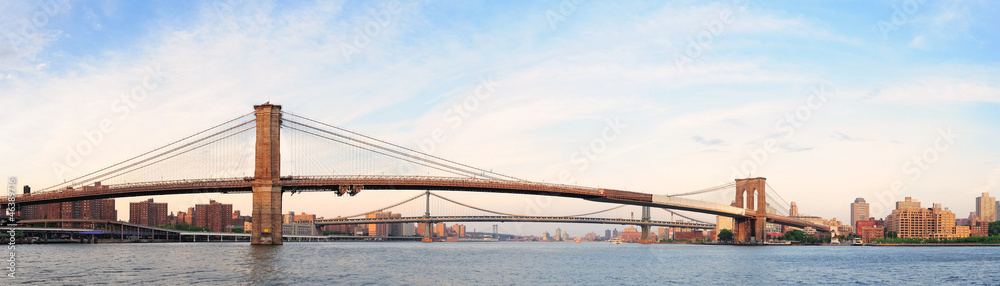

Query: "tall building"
(896, 197), (921, 210)
(451, 224), (466, 237)
(886, 199), (956, 239)
(850, 198), (870, 227)
(605, 229), (612, 240)
(976, 193), (995, 223)
(129, 199), (168, 226)
(555, 227), (562, 241)
(434, 222), (447, 237)
(193, 200), (233, 232)
(366, 211), (391, 236)
(789, 201), (799, 217)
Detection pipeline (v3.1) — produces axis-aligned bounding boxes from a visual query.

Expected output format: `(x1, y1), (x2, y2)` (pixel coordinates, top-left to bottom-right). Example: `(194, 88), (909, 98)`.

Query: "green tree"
(231, 227), (244, 233)
(887, 231), (898, 238)
(782, 230), (806, 242)
(718, 229), (734, 242)
(990, 221), (1000, 236)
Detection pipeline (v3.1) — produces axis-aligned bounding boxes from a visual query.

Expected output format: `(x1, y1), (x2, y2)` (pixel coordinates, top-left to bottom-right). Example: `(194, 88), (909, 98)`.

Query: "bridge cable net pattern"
(280, 111), (522, 180)
(321, 191), (712, 228)
(32, 113), (257, 198)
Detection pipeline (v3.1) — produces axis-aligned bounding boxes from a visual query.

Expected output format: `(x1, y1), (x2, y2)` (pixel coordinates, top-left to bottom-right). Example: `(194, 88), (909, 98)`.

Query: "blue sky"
(1, 0), (999, 236)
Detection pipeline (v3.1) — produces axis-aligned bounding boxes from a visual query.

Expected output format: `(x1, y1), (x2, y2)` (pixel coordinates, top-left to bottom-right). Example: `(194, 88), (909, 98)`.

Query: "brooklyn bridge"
(9, 104), (830, 245)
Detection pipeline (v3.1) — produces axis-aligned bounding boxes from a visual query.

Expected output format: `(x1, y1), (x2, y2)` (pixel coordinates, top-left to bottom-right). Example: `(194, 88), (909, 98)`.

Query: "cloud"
(831, 131), (873, 142)
(779, 143), (813, 152)
(692, 136), (726, 146)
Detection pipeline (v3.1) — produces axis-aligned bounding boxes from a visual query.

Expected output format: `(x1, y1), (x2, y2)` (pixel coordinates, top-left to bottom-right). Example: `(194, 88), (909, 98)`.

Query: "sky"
(1, 0), (999, 236)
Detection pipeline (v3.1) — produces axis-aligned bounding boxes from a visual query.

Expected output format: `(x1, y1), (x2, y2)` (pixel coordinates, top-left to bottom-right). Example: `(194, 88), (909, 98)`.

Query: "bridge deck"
(13, 176), (828, 231)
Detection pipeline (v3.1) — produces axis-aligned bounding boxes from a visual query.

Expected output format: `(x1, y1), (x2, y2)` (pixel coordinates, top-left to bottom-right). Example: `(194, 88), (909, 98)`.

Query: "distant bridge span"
(314, 215), (717, 229)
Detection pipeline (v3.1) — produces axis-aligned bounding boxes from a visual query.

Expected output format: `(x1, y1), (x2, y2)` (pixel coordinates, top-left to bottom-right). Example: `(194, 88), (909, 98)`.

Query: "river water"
(11, 242), (1000, 285)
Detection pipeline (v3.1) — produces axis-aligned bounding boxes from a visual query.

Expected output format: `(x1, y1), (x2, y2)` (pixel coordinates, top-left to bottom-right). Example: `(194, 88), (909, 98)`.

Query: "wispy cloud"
(831, 131), (873, 142)
(692, 136), (726, 146)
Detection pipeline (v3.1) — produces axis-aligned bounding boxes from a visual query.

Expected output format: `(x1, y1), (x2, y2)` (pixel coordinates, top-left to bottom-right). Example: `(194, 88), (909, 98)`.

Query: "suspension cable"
(38, 112), (255, 192)
(282, 111), (523, 181)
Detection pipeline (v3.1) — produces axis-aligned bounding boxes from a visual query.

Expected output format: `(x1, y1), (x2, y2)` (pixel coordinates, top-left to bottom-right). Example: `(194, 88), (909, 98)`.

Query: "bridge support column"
(421, 222), (433, 243)
(638, 206), (654, 244)
(252, 104), (283, 245)
(421, 191), (433, 242)
(733, 177), (767, 244)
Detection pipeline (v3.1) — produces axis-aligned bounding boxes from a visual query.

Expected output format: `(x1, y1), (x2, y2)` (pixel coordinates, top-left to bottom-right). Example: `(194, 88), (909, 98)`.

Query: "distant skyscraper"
(996, 201), (999, 221)
(850, 198), (870, 227)
(789, 202), (799, 217)
(976, 193), (995, 223)
(555, 227), (562, 241)
(605, 229), (612, 239)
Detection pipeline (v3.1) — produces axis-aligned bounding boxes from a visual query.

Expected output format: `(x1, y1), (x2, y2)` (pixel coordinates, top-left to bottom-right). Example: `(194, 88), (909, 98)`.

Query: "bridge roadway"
(13, 175), (830, 232)
(314, 215), (716, 229)
(14, 219), (416, 242)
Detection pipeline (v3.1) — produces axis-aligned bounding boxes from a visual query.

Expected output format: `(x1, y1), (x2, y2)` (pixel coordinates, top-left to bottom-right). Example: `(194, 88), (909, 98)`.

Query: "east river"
(11, 242), (1000, 285)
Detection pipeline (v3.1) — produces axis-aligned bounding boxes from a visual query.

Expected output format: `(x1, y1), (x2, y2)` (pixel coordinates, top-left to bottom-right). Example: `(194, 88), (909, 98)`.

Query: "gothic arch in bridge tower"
(733, 177), (767, 243)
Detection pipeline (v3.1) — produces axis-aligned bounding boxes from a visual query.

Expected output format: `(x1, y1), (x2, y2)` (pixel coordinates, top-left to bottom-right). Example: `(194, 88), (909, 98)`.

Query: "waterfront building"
(885, 199), (956, 239)
(434, 222), (447, 237)
(976, 193), (995, 223)
(855, 218), (884, 234)
(129, 198), (168, 226)
(194, 200), (233, 233)
(970, 218), (990, 237)
(859, 225), (885, 243)
(851, 198), (869, 227)
(620, 226), (641, 243)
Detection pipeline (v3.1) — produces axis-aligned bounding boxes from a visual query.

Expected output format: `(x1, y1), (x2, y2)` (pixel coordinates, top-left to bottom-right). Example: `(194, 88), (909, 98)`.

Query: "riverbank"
(869, 243), (1000, 247)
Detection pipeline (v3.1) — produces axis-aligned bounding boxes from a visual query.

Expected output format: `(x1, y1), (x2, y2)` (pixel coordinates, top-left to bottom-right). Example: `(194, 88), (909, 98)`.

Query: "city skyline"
(2, 1), (999, 236)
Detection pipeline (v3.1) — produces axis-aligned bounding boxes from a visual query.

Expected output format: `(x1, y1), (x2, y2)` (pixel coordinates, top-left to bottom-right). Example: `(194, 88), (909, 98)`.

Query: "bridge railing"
(285, 175), (654, 203)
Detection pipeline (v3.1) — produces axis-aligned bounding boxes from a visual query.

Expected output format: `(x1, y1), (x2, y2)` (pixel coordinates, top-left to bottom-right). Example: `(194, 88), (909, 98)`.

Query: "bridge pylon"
(422, 190), (434, 243)
(638, 206), (654, 244)
(733, 177), (767, 243)
(251, 104), (283, 245)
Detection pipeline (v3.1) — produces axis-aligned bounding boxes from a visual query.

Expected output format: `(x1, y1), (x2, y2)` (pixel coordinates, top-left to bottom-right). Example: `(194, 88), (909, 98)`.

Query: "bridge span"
(314, 215), (716, 229)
